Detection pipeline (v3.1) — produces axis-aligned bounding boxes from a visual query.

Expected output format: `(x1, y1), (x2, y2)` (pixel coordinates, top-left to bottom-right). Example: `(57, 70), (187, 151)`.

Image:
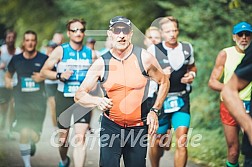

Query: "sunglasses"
(237, 31), (251, 37)
(111, 27), (131, 35)
(69, 28), (85, 33)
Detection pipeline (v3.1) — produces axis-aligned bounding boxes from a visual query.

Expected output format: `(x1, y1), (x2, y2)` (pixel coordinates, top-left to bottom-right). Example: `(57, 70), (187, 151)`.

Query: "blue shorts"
(157, 111), (191, 134)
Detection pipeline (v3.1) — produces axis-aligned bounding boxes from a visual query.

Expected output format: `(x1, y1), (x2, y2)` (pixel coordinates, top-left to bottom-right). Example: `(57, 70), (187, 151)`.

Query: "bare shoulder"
(91, 50), (97, 59)
(141, 48), (155, 65)
(140, 48), (161, 73)
(87, 56), (105, 77)
(49, 46), (63, 61)
(91, 57), (104, 70)
(217, 49), (227, 60)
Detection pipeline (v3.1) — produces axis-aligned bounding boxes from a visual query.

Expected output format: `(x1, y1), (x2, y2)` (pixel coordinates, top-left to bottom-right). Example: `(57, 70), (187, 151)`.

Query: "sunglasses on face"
(111, 27), (131, 35)
(69, 28), (85, 33)
(237, 31), (251, 37)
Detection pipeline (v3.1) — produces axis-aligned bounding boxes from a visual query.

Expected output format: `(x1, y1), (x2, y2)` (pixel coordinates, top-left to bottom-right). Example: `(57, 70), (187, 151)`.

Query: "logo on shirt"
(163, 59), (169, 64)
(183, 50), (189, 56)
(69, 52), (75, 57)
(35, 63), (41, 67)
(82, 52), (87, 58)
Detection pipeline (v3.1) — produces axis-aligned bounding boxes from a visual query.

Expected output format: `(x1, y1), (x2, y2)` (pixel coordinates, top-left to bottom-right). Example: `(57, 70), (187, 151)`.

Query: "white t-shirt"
(0, 45), (22, 87)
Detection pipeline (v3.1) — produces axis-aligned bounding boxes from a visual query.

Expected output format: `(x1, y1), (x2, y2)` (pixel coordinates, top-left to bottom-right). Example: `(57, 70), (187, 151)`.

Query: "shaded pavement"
(0, 108), (202, 167)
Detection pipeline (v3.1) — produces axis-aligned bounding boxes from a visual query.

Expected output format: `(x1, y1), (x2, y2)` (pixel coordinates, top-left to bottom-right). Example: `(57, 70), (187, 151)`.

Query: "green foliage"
(54, 0), (162, 31)
(156, 0), (252, 165)
(188, 128), (245, 167)
(0, 0), (251, 166)
(156, 0), (252, 128)
(0, 0), (63, 47)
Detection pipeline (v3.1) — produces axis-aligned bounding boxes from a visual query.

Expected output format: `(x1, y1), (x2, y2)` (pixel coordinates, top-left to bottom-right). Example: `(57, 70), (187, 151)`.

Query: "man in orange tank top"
(75, 16), (170, 167)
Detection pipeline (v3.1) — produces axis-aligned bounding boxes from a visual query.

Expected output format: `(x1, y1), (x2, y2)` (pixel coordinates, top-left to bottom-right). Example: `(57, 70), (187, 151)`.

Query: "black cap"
(109, 16), (132, 28)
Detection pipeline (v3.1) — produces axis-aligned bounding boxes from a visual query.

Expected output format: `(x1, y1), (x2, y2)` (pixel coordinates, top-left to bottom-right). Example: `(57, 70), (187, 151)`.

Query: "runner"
(41, 18), (96, 167)
(5, 30), (47, 167)
(0, 30), (21, 138)
(209, 21), (252, 167)
(74, 16), (169, 167)
(147, 16), (197, 167)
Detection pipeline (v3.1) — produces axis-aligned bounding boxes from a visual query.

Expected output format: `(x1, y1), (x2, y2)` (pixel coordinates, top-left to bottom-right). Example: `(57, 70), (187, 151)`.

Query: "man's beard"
(236, 41), (251, 51)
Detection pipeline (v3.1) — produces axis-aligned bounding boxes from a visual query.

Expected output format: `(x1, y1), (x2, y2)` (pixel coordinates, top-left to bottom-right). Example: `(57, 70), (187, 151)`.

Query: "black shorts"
(0, 88), (12, 104)
(55, 91), (91, 129)
(45, 83), (57, 97)
(100, 115), (148, 167)
(13, 94), (46, 133)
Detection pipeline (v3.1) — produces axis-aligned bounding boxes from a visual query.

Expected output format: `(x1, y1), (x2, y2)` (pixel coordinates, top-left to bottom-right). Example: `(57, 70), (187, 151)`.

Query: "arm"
(31, 72), (46, 83)
(0, 50), (5, 70)
(0, 49), (8, 70)
(40, 46), (73, 80)
(74, 57), (112, 110)
(91, 50), (98, 62)
(5, 71), (13, 89)
(208, 50), (227, 92)
(221, 74), (252, 144)
(181, 47), (198, 84)
(181, 63), (197, 84)
(40, 46), (62, 80)
(142, 49), (169, 109)
(142, 49), (170, 135)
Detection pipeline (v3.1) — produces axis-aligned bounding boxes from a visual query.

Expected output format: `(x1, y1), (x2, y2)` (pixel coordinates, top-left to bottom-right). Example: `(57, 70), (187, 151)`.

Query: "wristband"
(56, 73), (61, 80)
(56, 73), (65, 82)
(150, 108), (161, 116)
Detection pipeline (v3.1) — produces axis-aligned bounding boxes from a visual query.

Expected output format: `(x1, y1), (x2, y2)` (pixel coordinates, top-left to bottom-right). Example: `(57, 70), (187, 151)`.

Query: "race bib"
(63, 81), (81, 97)
(65, 60), (90, 82)
(163, 96), (184, 113)
(21, 77), (40, 92)
(68, 69), (88, 82)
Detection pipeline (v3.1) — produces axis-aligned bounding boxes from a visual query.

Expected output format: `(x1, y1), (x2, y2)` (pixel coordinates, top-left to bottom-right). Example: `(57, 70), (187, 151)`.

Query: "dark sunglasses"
(69, 28), (85, 33)
(237, 31), (251, 37)
(111, 27), (131, 35)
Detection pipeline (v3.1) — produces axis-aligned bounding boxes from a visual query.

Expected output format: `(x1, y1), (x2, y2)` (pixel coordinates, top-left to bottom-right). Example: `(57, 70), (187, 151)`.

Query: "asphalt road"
(0, 108), (202, 167)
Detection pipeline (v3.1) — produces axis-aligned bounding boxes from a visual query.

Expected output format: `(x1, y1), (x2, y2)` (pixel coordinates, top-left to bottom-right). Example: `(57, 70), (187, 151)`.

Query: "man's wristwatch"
(56, 73), (61, 80)
(150, 108), (161, 116)
(56, 73), (65, 82)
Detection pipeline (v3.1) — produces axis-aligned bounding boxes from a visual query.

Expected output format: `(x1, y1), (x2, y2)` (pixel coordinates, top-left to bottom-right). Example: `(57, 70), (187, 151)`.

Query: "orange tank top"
(101, 46), (150, 127)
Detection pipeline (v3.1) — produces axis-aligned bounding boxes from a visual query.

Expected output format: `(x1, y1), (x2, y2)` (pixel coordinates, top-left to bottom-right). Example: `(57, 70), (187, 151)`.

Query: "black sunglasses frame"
(237, 31), (251, 37)
(69, 28), (86, 33)
(111, 27), (131, 35)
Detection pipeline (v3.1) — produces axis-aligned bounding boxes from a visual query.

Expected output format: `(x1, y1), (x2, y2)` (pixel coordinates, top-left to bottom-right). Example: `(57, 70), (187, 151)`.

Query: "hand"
(5, 79), (13, 89)
(0, 62), (5, 70)
(32, 72), (44, 82)
(181, 72), (194, 84)
(60, 70), (74, 81)
(97, 97), (113, 111)
(147, 111), (159, 135)
(163, 66), (171, 76)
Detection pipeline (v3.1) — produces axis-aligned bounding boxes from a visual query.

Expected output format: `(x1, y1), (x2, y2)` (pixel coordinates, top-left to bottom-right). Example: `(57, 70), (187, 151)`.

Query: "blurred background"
(0, 0), (252, 166)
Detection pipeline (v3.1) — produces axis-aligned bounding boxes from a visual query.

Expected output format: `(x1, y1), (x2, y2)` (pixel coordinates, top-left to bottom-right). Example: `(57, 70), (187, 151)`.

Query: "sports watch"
(150, 108), (161, 116)
(56, 73), (65, 82)
(56, 73), (61, 80)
